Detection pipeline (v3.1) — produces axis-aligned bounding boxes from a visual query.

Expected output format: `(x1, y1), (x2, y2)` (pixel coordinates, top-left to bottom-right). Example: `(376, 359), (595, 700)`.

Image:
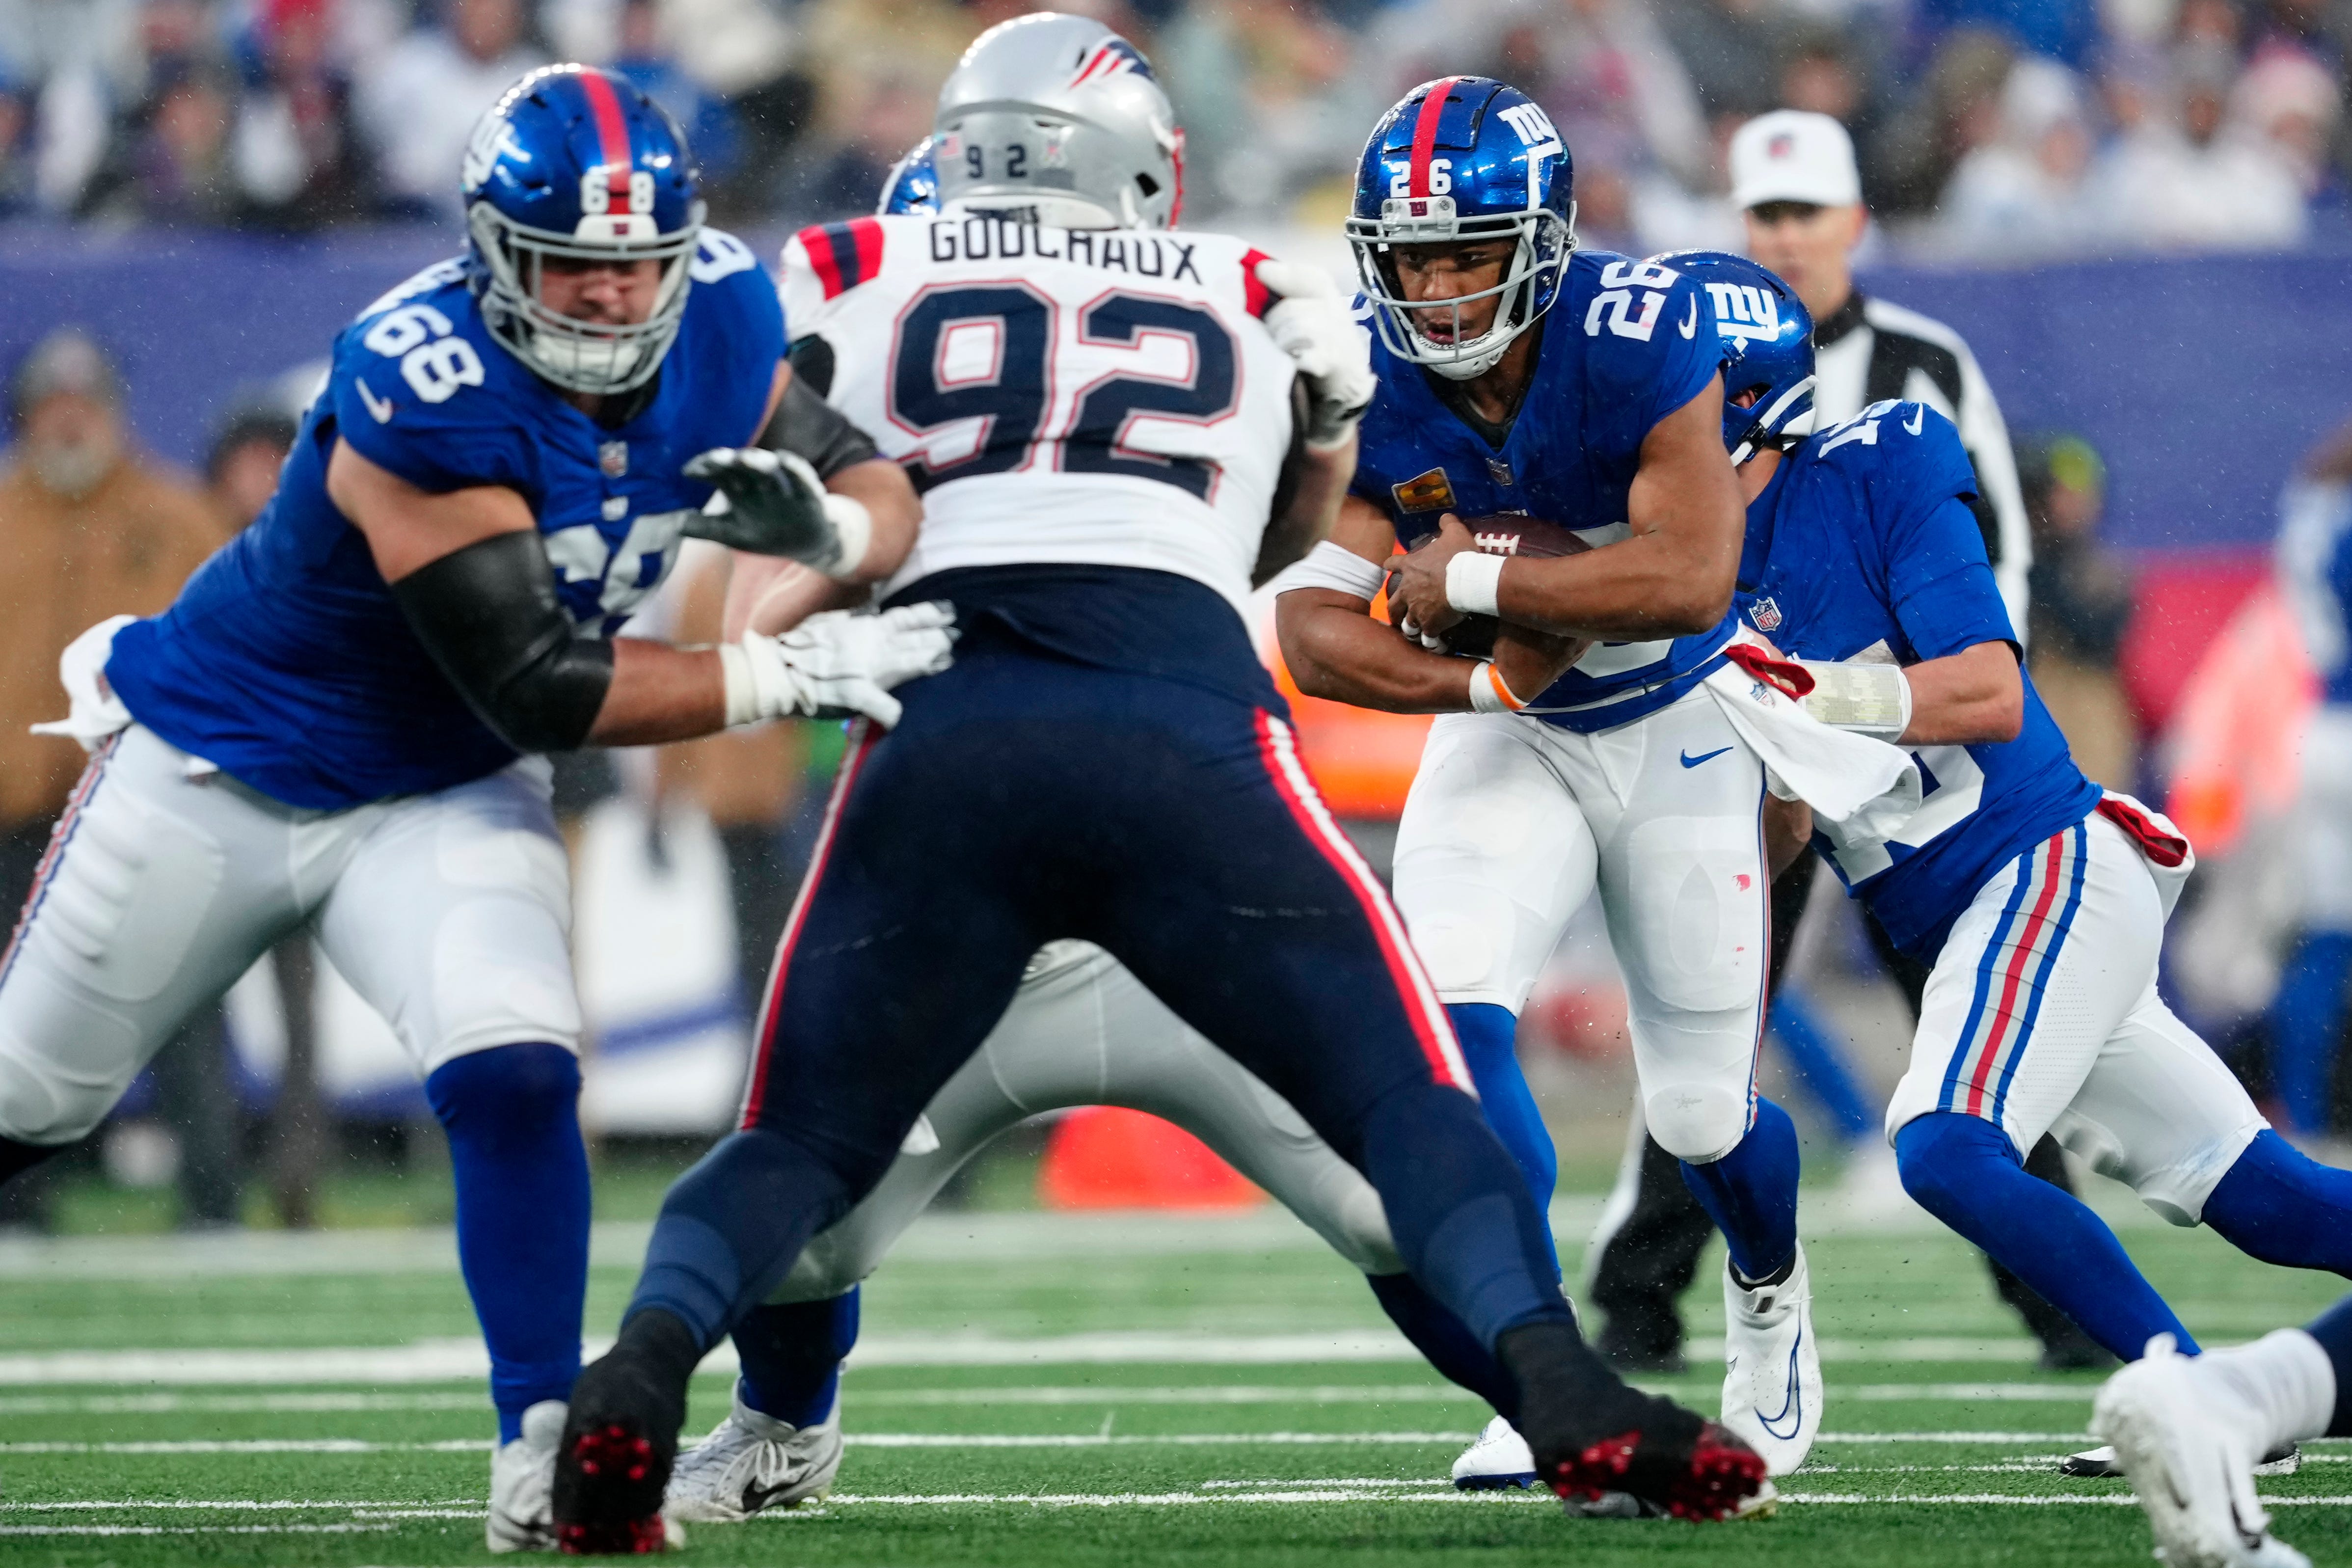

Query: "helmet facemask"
(469, 197), (704, 397)
(1347, 200), (1574, 381)
(1726, 375), (1816, 466)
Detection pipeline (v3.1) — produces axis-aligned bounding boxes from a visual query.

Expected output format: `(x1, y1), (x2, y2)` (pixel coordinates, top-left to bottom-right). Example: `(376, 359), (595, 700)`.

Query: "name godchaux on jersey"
(923, 215), (1204, 281)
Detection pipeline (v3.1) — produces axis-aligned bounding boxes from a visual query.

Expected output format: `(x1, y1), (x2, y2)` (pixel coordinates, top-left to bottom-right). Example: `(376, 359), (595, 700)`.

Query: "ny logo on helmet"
(1495, 102), (1561, 151)
(1706, 281), (1781, 342)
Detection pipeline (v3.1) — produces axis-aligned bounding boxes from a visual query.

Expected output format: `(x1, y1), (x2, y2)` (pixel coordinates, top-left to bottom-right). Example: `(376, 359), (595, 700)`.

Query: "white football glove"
(1254, 258), (1376, 451)
(683, 446), (873, 579)
(720, 602), (957, 730)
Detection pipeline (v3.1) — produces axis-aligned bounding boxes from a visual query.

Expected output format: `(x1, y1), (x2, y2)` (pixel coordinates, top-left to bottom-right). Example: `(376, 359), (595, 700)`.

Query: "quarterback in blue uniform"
(0, 65), (950, 1551)
(1718, 259), (2352, 1420)
(1276, 78), (1919, 1479)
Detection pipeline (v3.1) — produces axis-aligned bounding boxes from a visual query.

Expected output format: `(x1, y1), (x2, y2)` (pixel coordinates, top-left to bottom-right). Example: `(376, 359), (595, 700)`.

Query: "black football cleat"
(1502, 1320), (1768, 1522)
(553, 1314), (698, 1555)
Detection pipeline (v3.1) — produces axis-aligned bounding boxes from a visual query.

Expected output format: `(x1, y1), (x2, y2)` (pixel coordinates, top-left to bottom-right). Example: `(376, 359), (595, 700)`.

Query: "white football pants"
(0, 725), (580, 1145)
(773, 938), (1401, 1301)
(1391, 691), (1771, 1163)
(1885, 808), (2266, 1224)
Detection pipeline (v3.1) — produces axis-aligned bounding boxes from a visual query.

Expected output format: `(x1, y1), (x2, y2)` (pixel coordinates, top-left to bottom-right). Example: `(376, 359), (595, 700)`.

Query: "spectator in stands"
(2020, 433), (2139, 790)
(612, 0), (743, 194)
(1156, 0), (1364, 220)
(230, 0), (376, 229)
(2089, 41), (2308, 249)
(2233, 50), (2347, 218)
(1656, 0), (1799, 124)
(0, 70), (32, 216)
(354, 0), (545, 218)
(205, 402), (299, 530)
(2271, 417), (2352, 1143)
(1868, 27), (2015, 213)
(80, 59), (241, 225)
(1936, 56), (2104, 256)
(0, 331), (233, 1227)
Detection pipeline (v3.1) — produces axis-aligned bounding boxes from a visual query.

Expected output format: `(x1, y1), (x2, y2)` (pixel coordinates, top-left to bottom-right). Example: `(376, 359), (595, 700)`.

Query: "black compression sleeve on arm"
(388, 530), (615, 755)
(761, 362), (879, 480)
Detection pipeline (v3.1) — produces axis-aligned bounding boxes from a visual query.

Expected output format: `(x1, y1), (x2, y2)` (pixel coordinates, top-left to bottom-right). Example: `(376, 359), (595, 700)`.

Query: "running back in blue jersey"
(105, 231), (782, 810)
(1739, 400), (2103, 957)
(1351, 249), (1742, 731)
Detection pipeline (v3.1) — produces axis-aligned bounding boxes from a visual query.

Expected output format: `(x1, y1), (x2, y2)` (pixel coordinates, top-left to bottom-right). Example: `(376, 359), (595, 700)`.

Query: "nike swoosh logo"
(741, 1478), (797, 1513)
(1678, 296), (1699, 338)
(1757, 1324), (1805, 1440)
(1904, 406), (1924, 435)
(1679, 746), (1733, 768)
(356, 377), (394, 424)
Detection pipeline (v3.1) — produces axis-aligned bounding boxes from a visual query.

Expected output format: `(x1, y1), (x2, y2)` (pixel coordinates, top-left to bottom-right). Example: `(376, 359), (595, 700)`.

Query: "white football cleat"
(2093, 1334), (2311, 1568)
(664, 1383), (844, 1522)
(1451, 1415), (1538, 1490)
(487, 1399), (566, 1553)
(1718, 1243), (1822, 1476)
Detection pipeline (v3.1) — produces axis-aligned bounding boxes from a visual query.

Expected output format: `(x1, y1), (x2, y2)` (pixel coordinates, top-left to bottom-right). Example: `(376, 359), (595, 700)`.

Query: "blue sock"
(1366, 1272), (1517, 1421)
(1768, 985), (1877, 1142)
(627, 1126), (856, 1352)
(2301, 1294), (2352, 1436)
(2271, 933), (2352, 1136)
(1895, 1111), (2196, 1360)
(1445, 1002), (1559, 1277)
(425, 1043), (592, 1444)
(730, 1290), (860, 1427)
(2204, 1130), (2352, 1274)
(1679, 1096), (1800, 1282)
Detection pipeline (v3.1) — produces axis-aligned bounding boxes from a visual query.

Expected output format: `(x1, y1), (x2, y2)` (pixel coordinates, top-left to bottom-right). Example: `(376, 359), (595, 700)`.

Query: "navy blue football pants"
(626, 634), (1573, 1355)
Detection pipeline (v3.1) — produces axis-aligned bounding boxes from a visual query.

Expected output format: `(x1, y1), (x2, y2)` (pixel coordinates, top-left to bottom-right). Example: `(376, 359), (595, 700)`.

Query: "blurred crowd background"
(0, 0), (2348, 254)
(4, 0), (2352, 1233)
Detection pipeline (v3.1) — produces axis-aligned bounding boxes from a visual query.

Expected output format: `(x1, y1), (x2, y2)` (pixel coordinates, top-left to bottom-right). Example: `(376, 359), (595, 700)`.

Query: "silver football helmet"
(932, 13), (1182, 231)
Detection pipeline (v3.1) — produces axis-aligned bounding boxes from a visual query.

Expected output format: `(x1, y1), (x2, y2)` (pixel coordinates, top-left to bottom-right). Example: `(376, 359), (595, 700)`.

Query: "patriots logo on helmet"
(1070, 37), (1154, 86)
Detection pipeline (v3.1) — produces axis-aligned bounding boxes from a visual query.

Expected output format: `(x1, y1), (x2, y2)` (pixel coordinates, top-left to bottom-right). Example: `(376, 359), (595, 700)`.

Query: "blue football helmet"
(1347, 77), (1576, 381)
(878, 136), (939, 215)
(1664, 251), (1815, 465)
(462, 64), (705, 396)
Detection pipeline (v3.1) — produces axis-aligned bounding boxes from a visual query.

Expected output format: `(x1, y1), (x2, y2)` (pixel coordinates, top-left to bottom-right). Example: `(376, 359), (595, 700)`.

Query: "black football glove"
(681, 447), (863, 574)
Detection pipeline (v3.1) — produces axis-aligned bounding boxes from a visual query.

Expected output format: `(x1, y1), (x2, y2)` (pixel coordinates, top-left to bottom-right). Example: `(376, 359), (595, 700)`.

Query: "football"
(1389, 514), (1594, 661)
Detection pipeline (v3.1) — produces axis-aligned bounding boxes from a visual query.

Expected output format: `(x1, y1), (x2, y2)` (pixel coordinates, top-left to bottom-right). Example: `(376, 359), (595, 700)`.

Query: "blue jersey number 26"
(888, 284), (1237, 500)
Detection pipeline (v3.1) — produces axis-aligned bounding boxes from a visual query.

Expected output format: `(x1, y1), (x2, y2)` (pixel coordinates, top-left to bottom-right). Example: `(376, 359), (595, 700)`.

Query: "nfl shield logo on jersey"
(599, 441), (628, 478)
(1752, 597), (1783, 633)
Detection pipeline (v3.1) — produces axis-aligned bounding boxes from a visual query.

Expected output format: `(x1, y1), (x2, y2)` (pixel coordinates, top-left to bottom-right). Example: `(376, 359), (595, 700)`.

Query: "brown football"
(1389, 514), (1594, 662)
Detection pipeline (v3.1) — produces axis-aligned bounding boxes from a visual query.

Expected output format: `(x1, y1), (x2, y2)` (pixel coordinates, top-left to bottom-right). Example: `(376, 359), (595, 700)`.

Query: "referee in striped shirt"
(1580, 112), (2107, 1384)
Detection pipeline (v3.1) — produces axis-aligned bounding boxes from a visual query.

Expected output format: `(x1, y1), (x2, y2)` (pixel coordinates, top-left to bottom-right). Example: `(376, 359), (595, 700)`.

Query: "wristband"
(1796, 658), (1912, 742)
(718, 641), (759, 727)
(1445, 550), (1505, 618)
(1467, 660), (1528, 713)
(820, 491), (873, 582)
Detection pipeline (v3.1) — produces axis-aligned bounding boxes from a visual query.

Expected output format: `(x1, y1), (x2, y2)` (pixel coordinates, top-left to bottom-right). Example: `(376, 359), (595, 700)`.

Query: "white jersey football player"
(557, 18), (1767, 1546)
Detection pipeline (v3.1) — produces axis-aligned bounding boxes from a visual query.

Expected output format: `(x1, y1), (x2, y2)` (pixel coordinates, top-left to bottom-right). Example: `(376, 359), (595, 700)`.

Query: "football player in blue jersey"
(553, 21), (1769, 1549)
(0, 64), (953, 1551)
(1696, 252), (2352, 1478)
(1275, 78), (1921, 1480)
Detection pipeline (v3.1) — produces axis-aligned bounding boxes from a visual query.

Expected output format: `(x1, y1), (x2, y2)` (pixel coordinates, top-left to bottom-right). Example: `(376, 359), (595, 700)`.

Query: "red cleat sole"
(1550, 1422), (1769, 1522)
(557, 1423), (670, 1554)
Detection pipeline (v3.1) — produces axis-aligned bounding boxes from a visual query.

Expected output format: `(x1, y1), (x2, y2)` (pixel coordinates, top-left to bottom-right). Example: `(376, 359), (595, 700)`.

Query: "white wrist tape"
(718, 641), (760, 728)
(1467, 660), (1528, 713)
(1796, 658), (1912, 741)
(820, 491), (873, 582)
(1446, 550), (1505, 618)
(1270, 539), (1388, 601)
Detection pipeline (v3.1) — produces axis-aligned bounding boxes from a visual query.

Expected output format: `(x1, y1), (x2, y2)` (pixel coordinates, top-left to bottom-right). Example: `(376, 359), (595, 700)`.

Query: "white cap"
(1730, 110), (1863, 210)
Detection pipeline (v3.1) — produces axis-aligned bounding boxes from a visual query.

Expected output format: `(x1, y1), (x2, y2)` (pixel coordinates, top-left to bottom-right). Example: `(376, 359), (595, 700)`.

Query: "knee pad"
(0, 1035), (113, 1146)
(1643, 1080), (1749, 1164)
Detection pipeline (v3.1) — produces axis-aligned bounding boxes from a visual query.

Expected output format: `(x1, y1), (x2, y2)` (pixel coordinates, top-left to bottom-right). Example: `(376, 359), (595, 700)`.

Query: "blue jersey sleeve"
(329, 307), (541, 500)
(686, 235), (787, 443)
(1871, 406), (2015, 659)
(1579, 257), (1718, 458)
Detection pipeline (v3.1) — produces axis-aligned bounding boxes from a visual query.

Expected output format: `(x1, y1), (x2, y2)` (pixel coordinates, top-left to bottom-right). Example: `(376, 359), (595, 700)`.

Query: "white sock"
(2203, 1328), (2338, 1449)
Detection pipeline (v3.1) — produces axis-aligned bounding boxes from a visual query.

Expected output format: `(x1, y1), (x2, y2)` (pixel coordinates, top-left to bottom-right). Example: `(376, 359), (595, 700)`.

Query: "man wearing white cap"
(1732, 109), (2031, 623)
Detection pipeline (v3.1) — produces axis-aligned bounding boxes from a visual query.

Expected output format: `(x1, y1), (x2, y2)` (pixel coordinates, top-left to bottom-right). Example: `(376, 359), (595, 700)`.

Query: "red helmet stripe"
(1407, 77), (1457, 199)
(576, 69), (633, 199)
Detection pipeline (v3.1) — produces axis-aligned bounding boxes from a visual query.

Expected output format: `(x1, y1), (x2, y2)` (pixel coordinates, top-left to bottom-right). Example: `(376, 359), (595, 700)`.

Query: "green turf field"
(2, 1190), (2346, 1567)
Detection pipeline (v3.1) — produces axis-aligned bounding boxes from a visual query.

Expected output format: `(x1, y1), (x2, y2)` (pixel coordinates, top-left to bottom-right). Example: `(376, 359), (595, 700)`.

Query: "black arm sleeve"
(759, 356), (879, 480)
(388, 531), (615, 755)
